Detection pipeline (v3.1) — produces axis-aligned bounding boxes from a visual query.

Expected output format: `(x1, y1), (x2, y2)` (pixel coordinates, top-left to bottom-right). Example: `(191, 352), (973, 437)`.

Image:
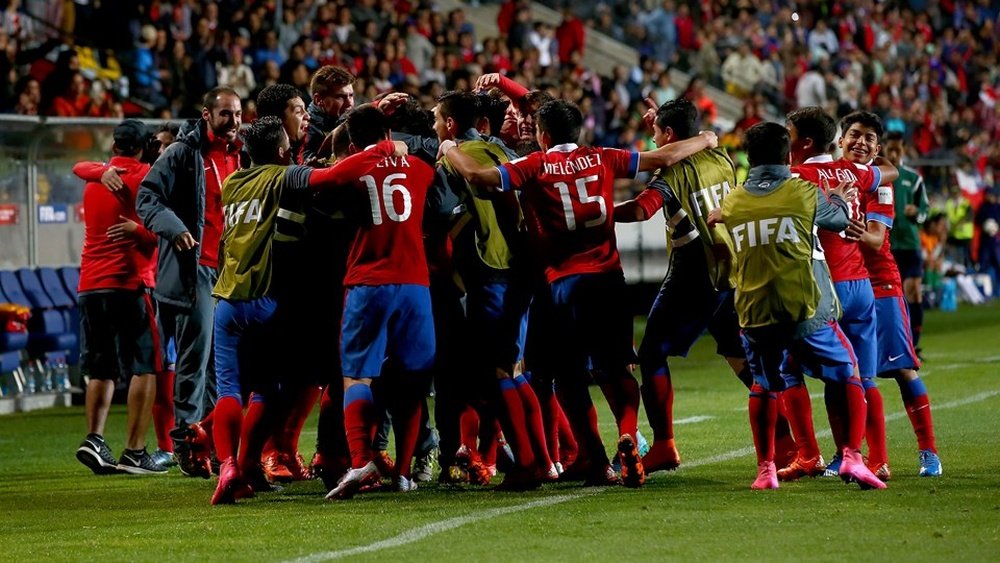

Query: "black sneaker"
(150, 449), (177, 468)
(76, 434), (121, 475)
(117, 448), (169, 475)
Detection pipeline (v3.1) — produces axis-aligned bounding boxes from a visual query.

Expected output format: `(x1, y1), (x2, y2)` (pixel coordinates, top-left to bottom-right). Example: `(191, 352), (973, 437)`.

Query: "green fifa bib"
(722, 177), (821, 328)
(657, 148), (737, 290)
(213, 165), (287, 300)
(440, 139), (518, 271)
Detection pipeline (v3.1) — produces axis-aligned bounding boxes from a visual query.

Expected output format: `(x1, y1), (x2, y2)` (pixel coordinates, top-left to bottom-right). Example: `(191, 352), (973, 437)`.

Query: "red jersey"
(498, 143), (639, 283)
(78, 156), (155, 292)
(200, 128), (241, 268)
(310, 146), (433, 287)
(860, 182), (903, 298)
(792, 155), (882, 282)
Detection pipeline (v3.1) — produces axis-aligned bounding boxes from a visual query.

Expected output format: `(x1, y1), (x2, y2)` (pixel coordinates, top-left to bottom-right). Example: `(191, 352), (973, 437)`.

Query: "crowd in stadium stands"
(0, 0), (997, 292)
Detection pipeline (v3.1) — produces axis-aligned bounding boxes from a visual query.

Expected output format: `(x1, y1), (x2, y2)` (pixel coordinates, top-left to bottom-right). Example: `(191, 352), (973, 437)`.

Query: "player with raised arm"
(441, 99), (716, 487)
(614, 98), (796, 474)
(779, 107), (897, 481)
(709, 122), (884, 490)
(324, 105), (437, 499)
(837, 112), (941, 477)
(208, 116), (403, 504)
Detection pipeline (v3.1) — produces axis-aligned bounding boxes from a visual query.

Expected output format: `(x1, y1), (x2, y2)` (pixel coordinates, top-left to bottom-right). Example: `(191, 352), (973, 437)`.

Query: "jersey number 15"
(555, 175), (604, 231)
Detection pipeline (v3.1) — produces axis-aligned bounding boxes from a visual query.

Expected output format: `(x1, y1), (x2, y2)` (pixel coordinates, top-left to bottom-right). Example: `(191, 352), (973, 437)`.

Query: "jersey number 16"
(362, 173), (412, 225)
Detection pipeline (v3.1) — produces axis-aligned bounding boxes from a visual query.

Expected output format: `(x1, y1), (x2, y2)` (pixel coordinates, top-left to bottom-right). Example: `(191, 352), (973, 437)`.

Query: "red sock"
(279, 385), (322, 456)
(537, 387), (561, 464)
(459, 404), (480, 450)
(556, 379), (605, 465)
(389, 392), (422, 479)
(780, 383), (821, 459)
(153, 370), (175, 452)
(238, 396), (270, 474)
(514, 375), (552, 468)
(480, 420), (499, 466)
(904, 393), (936, 452)
(864, 382), (888, 465)
(824, 383), (847, 451)
(343, 384), (376, 469)
(212, 396), (244, 462)
(555, 397), (578, 464)
(748, 385), (777, 463)
(497, 378), (535, 468)
(316, 385), (347, 456)
(598, 373), (640, 438)
(641, 372), (673, 443)
(843, 378), (868, 451)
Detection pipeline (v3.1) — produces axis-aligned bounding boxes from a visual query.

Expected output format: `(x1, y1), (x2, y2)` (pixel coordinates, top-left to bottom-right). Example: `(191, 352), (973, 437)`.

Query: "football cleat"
(867, 462), (892, 482)
(583, 464), (620, 487)
(211, 458), (254, 505)
(918, 450), (942, 477)
(394, 475), (418, 493)
(776, 455), (826, 481)
(117, 448), (169, 475)
(171, 423), (212, 479)
(243, 463), (283, 493)
(76, 435), (121, 475)
(822, 452), (842, 477)
(326, 461), (381, 500)
(454, 445), (492, 486)
(839, 448), (887, 490)
(751, 461), (779, 490)
(374, 450), (396, 476)
(311, 452), (349, 491)
(641, 439), (681, 474)
(412, 448), (437, 483)
(150, 449), (177, 468)
(617, 434), (646, 488)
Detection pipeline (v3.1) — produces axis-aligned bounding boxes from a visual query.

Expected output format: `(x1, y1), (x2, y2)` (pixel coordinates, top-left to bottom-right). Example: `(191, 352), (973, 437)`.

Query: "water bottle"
(940, 277), (958, 312)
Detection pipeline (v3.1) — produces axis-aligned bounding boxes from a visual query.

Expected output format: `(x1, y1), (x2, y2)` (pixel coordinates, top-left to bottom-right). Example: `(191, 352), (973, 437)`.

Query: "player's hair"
(310, 65), (356, 97)
(655, 98), (698, 140)
(244, 116), (287, 164)
(535, 100), (583, 145)
(839, 110), (884, 140)
(515, 139), (541, 156)
(345, 104), (389, 149)
(437, 90), (480, 133)
(331, 123), (352, 160)
(744, 122), (790, 167)
(884, 131), (905, 144)
(786, 106), (836, 151)
(477, 93), (509, 137)
(523, 89), (555, 111)
(256, 83), (304, 119)
(386, 96), (435, 137)
(203, 86), (240, 111)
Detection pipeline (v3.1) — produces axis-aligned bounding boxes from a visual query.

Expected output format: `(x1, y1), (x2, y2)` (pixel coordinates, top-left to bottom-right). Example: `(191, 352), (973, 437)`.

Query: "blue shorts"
(641, 281), (743, 362)
(466, 278), (530, 369)
(341, 284), (436, 378)
(550, 271), (636, 374)
(214, 296), (280, 401)
(875, 294), (921, 375)
(834, 279), (878, 379)
(743, 320), (857, 390)
(891, 249), (924, 281)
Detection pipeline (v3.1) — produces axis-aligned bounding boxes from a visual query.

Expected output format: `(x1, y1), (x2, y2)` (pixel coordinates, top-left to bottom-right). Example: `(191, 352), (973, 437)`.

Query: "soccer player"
(209, 115), (405, 504)
(434, 90), (553, 489)
(324, 105), (438, 499)
(709, 122), (884, 490)
(441, 99), (717, 487)
(780, 106), (897, 481)
(614, 98), (796, 474)
(74, 120), (165, 476)
(837, 112), (942, 477)
(884, 132), (930, 355)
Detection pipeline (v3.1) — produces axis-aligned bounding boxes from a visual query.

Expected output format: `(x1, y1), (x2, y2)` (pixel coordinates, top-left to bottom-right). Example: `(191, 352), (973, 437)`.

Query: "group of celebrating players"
(72, 63), (942, 506)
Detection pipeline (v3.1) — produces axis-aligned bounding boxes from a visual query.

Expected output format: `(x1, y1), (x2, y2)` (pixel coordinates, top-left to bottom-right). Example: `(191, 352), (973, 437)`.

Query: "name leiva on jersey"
(224, 199), (263, 227)
(731, 217), (800, 251)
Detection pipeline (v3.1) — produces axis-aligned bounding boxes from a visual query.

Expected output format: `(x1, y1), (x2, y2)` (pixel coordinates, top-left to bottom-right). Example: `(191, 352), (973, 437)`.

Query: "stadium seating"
(0, 270), (75, 392)
(38, 267), (80, 366)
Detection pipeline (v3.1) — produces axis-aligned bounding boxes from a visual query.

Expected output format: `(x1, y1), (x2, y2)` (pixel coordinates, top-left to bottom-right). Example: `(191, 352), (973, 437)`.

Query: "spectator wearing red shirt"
(556, 7), (585, 66)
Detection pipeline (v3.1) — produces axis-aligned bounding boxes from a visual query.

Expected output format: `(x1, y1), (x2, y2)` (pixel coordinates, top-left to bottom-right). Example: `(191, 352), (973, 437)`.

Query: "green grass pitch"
(1, 303), (999, 561)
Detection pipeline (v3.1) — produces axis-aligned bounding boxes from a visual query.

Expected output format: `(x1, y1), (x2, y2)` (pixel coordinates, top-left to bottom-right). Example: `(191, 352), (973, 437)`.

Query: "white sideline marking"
(675, 415), (715, 425)
(288, 389), (999, 562)
(287, 491), (603, 562)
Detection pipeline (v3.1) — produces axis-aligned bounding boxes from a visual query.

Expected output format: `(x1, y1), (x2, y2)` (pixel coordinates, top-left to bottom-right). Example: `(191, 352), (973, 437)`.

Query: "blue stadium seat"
(37, 267), (80, 365)
(0, 270), (75, 366)
(58, 266), (80, 299)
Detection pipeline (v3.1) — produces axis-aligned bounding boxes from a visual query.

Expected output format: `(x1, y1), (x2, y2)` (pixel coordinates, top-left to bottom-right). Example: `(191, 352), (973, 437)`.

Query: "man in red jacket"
(555, 7), (585, 66)
(75, 120), (167, 475)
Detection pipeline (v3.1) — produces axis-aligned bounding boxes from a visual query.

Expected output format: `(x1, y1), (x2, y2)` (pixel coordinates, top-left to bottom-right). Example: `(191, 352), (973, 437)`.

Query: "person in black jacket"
(136, 85), (247, 478)
(302, 65), (355, 162)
